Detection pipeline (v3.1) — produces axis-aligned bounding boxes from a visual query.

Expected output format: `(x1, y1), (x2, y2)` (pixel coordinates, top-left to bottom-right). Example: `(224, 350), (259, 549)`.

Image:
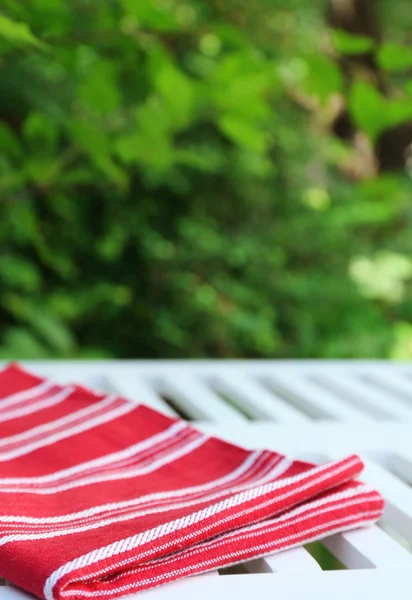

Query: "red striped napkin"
(0, 364), (384, 600)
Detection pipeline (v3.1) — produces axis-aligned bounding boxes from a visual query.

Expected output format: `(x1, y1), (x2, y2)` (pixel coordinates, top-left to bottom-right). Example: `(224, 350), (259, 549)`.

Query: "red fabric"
(0, 364), (384, 600)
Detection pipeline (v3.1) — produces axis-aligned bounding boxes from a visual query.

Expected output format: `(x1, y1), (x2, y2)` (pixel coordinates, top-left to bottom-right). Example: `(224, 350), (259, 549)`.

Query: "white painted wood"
(7, 359), (412, 380)
(132, 570), (412, 600)
(103, 372), (178, 416)
(266, 373), (373, 422)
(364, 369), (412, 405)
(378, 521), (412, 551)
(24, 364), (106, 391)
(322, 525), (412, 568)
(360, 459), (412, 542)
(156, 375), (247, 422)
(211, 374), (309, 423)
(315, 371), (412, 419)
(244, 547), (321, 573)
(198, 421), (412, 455)
(387, 452), (412, 485)
(0, 587), (32, 600)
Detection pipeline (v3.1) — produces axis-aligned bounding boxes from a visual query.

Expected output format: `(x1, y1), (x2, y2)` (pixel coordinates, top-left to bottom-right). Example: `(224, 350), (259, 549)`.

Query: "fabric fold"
(0, 364), (384, 600)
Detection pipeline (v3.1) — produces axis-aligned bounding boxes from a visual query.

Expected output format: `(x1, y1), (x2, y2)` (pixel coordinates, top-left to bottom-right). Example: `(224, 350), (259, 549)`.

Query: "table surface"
(1, 360), (412, 600)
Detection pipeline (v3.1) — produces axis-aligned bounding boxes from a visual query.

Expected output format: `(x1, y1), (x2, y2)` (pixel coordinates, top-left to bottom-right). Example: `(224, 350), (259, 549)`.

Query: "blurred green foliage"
(1, 0), (412, 359)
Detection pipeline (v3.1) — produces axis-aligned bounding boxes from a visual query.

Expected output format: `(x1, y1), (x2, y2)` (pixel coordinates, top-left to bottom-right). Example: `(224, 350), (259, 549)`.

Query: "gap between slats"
(362, 369), (412, 409)
(263, 373), (374, 422)
(154, 376), (247, 422)
(102, 373), (178, 417)
(209, 374), (309, 423)
(311, 371), (412, 420)
(243, 546), (322, 573)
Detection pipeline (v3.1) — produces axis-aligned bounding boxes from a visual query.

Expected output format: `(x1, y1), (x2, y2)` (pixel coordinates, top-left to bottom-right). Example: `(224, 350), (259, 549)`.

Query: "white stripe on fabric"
(81, 514), (380, 597)
(154, 508), (381, 573)
(0, 380), (54, 411)
(57, 502), (381, 598)
(0, 429), (204, 493)
(18, 449), (279, 499)
(0, 386), (74, 424)
(0, 454), (290, 533)
(143, 484), (376, 562)
(0, 449), (262, 522)
(0, 420), (186, 487)
(0, 398), (135, 462)
(0, 437), (215, 543)
(89, 490), (381, 588)
(0, 395), (119, 448)
(228, 484), (376, 529)
(43, 456), (360, 600)
(114, 490), (380, 574)
(104, 502), (381, 596)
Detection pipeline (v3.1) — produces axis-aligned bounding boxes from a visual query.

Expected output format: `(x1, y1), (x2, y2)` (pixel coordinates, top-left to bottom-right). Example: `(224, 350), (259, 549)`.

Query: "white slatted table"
(2, 360), (412, 600)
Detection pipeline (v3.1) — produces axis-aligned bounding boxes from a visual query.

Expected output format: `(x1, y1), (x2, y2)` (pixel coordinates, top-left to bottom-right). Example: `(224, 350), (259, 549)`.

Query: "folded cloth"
(0, 364), (384, 600)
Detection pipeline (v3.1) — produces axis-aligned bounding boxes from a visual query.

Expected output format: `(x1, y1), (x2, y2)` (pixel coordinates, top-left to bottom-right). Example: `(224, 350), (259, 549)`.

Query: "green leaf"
(0, 328), (49, 359)
(25, 157), (54, 184)
(174, 147), (225, 172)
(3, 295), (76, 354)
(386, 98), (412, 129)
(212, 51), (261, 82)
(377, 43), (412, 72)
(349, 81), (387, 141)
(304, 55), (344, 103)
(331, 29), (375, 56)
(69, 119), (111, 161)
(0, 256), (41, 292)
(115, 95), (176, 169)
(78, 62), (120, 115)
(31, 311), (75, 353)
(121, 0), (177, 31)
(116, 129), (173, 169)
(138, 95), (174, 134)
(68, 118), (125, 185)
(213, 24), (248, 49)
(0, 122), (21, 157)
(349, 252), (412, 304)
(218, 115), (267, 152)
(76, 347), (113, 359)
(23, 112), (58, 153)
(115, 131), (141, 164)
(155, 63), (196, 126)
(209, 51), (276, 121)
(0, 14), (45, 48)
(116, 101), (174, 170)
(211, 72), (272, 120)
(390, 322), (412, 360)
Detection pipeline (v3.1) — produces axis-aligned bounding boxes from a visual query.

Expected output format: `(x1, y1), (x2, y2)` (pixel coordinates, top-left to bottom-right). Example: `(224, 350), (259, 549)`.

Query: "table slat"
(316, 372), (412, 420)
(266, 374), (373, 422)
(157, 376), (247, 422)
(212, 374), (309, 423)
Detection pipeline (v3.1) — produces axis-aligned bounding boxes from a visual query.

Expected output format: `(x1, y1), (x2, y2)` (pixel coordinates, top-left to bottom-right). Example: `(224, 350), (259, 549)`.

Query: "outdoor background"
(1, 0), (412, 361)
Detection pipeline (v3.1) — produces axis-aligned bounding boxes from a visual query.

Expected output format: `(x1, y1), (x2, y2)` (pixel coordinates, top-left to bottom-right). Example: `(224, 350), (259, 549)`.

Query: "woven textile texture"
(0, 364), (384, 599)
